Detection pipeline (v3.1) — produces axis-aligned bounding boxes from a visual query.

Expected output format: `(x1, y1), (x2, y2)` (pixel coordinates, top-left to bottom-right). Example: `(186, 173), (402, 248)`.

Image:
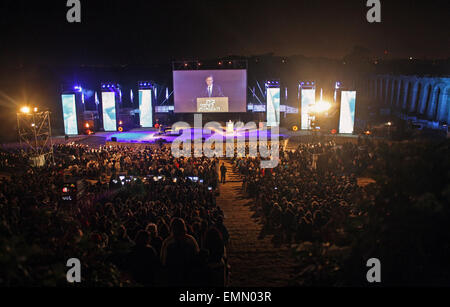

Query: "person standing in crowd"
(160, 218), (200, 286)
(220, 163), (227, 184)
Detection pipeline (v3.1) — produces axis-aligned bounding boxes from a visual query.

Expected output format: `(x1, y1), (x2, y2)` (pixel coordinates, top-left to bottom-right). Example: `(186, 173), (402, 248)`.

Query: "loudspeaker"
(111, 137), (117, 142)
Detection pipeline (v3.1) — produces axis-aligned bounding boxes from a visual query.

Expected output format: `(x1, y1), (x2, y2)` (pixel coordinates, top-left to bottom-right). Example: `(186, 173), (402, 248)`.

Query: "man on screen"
(199, 75), (224, 98)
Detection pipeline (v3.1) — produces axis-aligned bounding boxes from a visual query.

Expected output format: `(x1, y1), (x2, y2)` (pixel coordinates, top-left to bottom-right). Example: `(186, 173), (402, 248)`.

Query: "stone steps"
(217, 160), (297, 287)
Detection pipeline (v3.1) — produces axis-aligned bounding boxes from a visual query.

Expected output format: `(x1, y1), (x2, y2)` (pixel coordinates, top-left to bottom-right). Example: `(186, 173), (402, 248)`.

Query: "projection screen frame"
(61, 94), (79, 135)
(139, 89), (153, 128)
(266, 87), (281, 127)
(101, 91), (117, 132)
(173, 69), (248, 113)
(301, 88), (316, 130)
(338, 90), (357, 134)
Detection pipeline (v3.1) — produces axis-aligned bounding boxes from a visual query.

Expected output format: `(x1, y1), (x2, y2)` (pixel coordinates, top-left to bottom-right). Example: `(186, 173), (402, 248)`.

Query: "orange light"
(118, 127), (124, 132)
(85, 123), (90, 128)
(331, 129), (337, 134)
(365, 130), (372, 135)
(20, 106), (30, 114)
(292, 125), (299, 132)
(119, 121), (123, 125)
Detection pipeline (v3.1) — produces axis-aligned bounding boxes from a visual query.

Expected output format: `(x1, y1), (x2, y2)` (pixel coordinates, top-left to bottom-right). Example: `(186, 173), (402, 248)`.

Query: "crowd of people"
(1, 135), (449, 286)
(0, 144), (229, 286)
(233, 138), (450, 285)
(234, 141), (370, 246)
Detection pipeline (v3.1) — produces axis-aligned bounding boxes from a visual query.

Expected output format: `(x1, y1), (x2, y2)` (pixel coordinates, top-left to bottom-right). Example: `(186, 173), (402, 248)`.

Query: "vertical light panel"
(61, 94), (78, 135)
(301, 89), (316, 130)
(102, 92), (117, 131)
(266, 87), (280, 127)
(339, 91), (357, 134)
(139, 89), (153, 128)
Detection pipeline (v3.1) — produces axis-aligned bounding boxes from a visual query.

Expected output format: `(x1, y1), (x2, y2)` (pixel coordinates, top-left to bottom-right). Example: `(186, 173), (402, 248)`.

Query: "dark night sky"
(1, 0), (449, 66)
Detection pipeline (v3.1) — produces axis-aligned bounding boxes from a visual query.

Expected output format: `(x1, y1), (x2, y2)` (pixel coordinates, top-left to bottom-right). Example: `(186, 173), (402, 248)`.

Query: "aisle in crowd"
(217, 160), (297, 287)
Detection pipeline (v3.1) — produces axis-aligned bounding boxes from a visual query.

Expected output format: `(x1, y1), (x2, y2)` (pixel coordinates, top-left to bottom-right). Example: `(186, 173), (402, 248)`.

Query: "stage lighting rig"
(17, 107), (54, 166)
(308, 100), (332, 132)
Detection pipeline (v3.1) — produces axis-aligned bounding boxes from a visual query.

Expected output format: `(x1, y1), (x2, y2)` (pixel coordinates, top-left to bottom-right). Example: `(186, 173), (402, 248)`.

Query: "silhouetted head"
(171, 218), (187, 238)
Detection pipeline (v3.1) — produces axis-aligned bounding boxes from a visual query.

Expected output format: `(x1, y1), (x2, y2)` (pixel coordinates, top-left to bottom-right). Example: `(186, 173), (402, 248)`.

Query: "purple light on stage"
(95, 92), (99, 105)
(166, 88), (169, 100)
(130, 89), (134, 102)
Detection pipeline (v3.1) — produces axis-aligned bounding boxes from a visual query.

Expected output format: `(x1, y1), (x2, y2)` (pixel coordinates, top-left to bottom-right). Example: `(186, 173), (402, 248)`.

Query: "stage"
(96, 127), (289, 144)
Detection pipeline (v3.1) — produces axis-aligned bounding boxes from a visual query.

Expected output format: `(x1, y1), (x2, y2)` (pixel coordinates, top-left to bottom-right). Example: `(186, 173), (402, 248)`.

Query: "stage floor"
(96, 127), (288, 144)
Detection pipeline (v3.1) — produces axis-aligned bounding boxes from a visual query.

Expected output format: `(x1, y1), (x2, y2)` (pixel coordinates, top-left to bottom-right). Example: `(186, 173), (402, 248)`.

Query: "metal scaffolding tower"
(16, 109), (54, 166)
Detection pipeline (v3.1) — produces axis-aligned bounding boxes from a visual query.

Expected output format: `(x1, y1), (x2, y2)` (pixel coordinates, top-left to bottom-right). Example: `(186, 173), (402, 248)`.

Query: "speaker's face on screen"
(206, 77), (214, 87)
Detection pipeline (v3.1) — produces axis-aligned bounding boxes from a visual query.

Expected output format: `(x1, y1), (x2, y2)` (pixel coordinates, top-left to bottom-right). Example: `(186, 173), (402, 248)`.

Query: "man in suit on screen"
(199, 75), (224, 98)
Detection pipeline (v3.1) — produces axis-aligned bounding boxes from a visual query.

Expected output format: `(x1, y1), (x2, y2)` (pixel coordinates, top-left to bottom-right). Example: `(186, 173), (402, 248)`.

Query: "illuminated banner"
(339, 91), (357, 134)
(61, 94), (78, 135)
(267, 87), (280, 127)
(102, 92), (117, 131)
(139, 89), (153, 127)
(301, 89), (316, 130)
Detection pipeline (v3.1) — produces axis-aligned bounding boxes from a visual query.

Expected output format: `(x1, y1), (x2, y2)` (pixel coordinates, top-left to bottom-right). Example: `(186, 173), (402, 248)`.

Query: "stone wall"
(363, 75), (450, 126)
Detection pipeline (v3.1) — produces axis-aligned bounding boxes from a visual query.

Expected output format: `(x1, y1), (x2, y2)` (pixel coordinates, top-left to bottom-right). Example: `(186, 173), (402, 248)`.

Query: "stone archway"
(385, 78), (392, 105)
(397, 80), (405, 108)
(378, 78), (383, 101)
(427, 85), (443, 120)
(419, 83), (433, 115)
(403, 81), (413, 110)
(410, 82), (422, 113)
(436, 85), (450, 123)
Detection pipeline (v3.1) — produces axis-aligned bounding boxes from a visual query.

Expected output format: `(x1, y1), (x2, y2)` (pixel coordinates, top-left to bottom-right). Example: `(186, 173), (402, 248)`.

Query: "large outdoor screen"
(173, 69), (247, 113)
(339, 91), (357, 134)
(139, 89), (153, 128)
(267, 87), (280, 127)
(102, 92), (117, 131)
(301, 89), (316, 130)
(61, 94), (78, 135)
